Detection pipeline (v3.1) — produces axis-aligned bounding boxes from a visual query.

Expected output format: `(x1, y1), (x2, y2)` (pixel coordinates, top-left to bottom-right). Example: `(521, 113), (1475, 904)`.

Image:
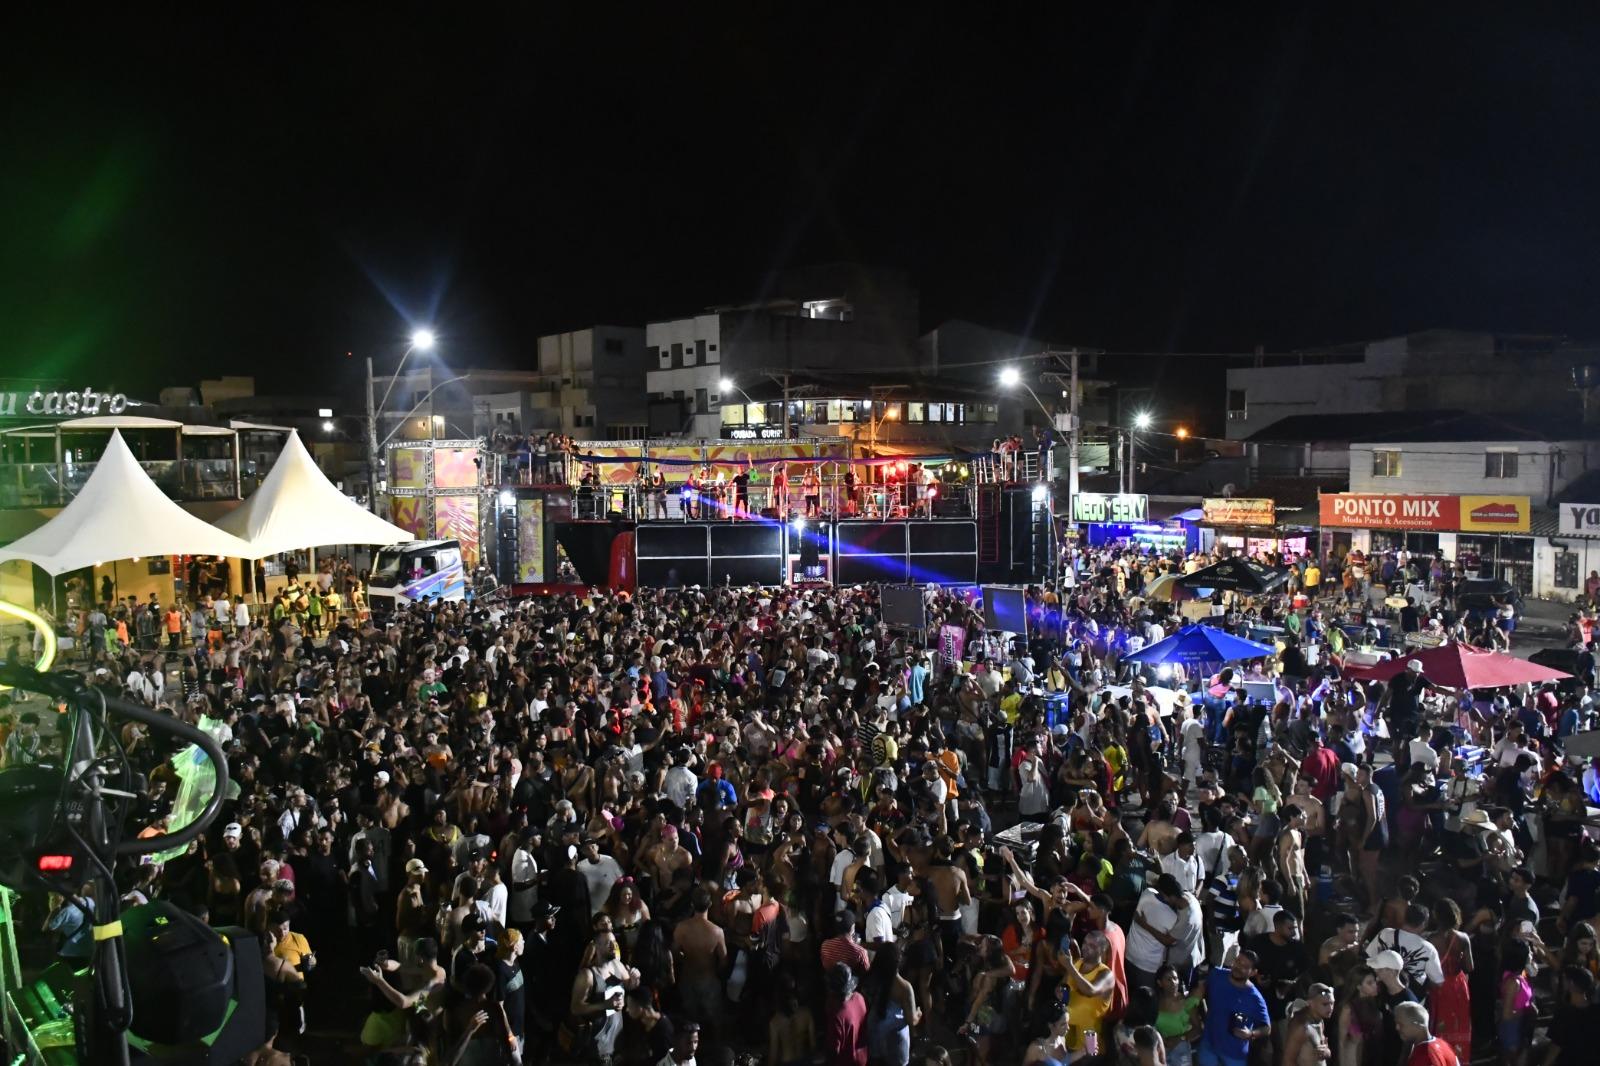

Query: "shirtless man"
(1138, 795), (1182, 857)
(1285, 773), (1328, 873)
(672, 887), (728, 1037)
(925, 836), (973, 959)
(1279, 982), (1335, 1066)
(1276, 805), (1310, 920)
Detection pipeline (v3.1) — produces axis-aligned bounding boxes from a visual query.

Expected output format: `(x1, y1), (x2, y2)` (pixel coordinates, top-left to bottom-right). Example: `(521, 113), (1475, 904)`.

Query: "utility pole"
(365, 356), (380, 514)
(782, 373), (791, 438)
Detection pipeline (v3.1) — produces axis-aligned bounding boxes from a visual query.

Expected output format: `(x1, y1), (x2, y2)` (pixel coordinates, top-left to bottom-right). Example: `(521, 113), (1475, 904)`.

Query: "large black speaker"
(73, 909), (269, 1065)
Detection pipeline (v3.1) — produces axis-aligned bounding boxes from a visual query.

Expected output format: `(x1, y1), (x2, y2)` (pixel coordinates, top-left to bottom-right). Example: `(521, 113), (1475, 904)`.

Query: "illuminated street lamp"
(365, 327), (438, 513)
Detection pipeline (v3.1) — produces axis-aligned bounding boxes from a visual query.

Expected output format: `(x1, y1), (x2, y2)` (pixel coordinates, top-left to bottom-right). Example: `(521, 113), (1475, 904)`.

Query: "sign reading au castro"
(0, 389), (132, 417)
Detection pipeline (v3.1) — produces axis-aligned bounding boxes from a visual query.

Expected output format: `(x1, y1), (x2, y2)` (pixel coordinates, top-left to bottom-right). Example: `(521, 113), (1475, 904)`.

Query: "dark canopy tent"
(1176, 557), (1288, 595)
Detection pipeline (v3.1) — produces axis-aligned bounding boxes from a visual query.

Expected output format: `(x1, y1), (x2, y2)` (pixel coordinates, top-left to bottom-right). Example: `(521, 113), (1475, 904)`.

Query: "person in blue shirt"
(908, 654), (928, 707)
(695, 763), (737, 811)
(1198, 949), (1269, 1066)
(46, 886), (96, 963)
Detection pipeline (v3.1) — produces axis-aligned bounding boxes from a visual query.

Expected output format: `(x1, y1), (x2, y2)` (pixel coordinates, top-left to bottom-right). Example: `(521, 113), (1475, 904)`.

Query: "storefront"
(1200, 497), (1310, 559)
(1536, 502), (1600, 601)
(1318, 492), (1534, 592)
(1073, 493), (1203, 553)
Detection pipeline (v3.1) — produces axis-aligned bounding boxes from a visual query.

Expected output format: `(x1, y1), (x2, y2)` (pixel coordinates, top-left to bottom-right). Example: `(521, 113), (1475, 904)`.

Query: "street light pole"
(365, 356), (379, 513)
(364, 329), (436, 515)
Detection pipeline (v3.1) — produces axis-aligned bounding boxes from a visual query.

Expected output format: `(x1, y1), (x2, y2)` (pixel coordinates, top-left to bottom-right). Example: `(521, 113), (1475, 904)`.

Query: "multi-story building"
(645, 263), (921, 437)
(1225, 329), (1597, 440)
(534, 326), (648, 440)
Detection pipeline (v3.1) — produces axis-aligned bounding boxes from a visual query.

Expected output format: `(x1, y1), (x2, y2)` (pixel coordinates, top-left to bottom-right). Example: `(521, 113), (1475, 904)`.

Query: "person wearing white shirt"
(233, 599), (249, 633)
(1365, 916), (1444, 990)
(663, 754), (697, 811)
(858, 869), (895, 947)
(508, 836), (540, 925)
(1165, 888), (1204, 974)
(1159, 833), (1205, 896)
(881, 869), (916, 933)
(1125, 878), (1182, 991)
(577, 840), (624, 915)
(1179, 708), (1206, 785)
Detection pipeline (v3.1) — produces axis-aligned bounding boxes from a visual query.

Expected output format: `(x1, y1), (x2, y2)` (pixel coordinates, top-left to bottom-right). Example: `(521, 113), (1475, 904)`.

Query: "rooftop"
(1247, 409), (1591, 445)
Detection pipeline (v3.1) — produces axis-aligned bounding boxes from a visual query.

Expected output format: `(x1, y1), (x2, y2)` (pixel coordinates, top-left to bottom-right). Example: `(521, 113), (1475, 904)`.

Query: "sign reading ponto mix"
(0, 389), (132, 417)
(1318, 493), (1530, 533)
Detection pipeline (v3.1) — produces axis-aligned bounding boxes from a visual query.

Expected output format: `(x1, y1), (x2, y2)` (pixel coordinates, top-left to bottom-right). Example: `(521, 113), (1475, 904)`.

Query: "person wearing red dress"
(1428, 900), (1473, 1065)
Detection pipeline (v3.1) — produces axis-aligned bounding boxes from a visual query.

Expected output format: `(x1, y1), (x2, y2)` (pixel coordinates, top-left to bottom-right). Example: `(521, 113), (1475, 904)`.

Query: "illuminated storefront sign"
(0, 389), (132, 417)
(1071, 492), (1148, 523)
(1318, 493), (1530, 533)
(1202, 497), (1276, 526)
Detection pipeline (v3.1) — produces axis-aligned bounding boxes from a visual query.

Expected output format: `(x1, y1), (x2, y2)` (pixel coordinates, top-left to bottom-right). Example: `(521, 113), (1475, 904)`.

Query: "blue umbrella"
(1123, 624), (1276, 666)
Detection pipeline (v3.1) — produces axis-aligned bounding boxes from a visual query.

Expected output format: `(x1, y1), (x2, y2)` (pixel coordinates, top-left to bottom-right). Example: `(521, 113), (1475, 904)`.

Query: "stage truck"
(367, 539), (466, 613)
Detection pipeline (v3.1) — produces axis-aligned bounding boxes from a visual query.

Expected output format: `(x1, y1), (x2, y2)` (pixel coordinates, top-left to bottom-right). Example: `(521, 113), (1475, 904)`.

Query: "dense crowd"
(9, 540), (1600, 1066)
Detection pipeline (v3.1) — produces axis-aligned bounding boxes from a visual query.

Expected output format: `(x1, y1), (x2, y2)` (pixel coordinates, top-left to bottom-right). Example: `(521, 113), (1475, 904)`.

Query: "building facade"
(1225, 329), (1595, 440)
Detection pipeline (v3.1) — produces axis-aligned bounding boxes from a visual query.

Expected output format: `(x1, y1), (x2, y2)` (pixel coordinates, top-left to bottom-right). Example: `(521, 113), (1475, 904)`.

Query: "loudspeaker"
(75, 909), (269, 1065)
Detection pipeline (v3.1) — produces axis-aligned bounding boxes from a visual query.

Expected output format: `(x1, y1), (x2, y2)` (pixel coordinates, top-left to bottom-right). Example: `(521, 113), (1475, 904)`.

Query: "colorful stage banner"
(390, 496), (428, 538)
(434, 495), (481, 566)
(433, 447), (479, 489)
(516, 498), (545, 582)
(390, 448), (428, 490)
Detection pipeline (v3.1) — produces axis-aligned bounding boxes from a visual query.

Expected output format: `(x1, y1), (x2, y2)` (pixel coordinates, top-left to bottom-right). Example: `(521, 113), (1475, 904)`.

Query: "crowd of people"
(5, 539), (1600, 1066)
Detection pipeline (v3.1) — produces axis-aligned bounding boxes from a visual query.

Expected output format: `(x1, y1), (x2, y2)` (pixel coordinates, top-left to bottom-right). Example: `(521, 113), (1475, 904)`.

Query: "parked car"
(1455, 577), (1523, 616)
(1529, 647), (1589, 697)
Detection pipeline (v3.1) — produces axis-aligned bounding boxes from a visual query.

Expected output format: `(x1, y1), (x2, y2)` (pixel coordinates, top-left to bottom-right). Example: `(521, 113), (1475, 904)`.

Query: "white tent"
(214, 430), (413, 557)
(0, 430), (255, 574)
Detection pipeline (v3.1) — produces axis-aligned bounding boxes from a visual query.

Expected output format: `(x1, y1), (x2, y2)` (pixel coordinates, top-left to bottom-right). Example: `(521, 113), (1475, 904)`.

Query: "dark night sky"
(4, 7), (1599, 428)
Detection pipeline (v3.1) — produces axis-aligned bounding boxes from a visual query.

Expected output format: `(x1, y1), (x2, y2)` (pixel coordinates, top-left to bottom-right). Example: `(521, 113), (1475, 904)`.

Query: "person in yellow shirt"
(269, 909), (314, 972)
(1303, 560), (1322, 592)
(1000, 679), (1025, 725)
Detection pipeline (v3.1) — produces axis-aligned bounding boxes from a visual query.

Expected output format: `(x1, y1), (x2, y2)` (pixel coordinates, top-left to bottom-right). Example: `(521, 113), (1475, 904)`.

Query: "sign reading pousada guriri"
(0, 389), (132, 417)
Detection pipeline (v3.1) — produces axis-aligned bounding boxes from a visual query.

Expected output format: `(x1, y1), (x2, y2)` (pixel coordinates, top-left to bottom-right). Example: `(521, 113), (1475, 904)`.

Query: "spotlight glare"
(411, 328), (436, 351)
(1031, 484), (1049, 503)
(999, 367), (1021, 388)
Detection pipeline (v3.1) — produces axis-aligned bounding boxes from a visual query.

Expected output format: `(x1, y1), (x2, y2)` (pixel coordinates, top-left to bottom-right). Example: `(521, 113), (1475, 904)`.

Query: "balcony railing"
(0, 458), (243, 509)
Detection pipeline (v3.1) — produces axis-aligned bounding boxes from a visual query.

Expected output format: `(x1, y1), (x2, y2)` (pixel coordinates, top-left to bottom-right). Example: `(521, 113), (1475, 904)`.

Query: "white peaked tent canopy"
(214, 430), (413, 557)
(0, 431), (256, 574)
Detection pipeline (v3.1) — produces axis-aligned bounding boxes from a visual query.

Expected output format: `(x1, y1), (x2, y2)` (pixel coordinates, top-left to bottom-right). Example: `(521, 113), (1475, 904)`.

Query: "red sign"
(1318, 493), (1456, 531)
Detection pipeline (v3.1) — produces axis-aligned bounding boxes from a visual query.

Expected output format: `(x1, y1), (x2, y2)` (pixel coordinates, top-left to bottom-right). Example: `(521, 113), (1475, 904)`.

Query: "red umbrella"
(1342, 642), (1570, 689)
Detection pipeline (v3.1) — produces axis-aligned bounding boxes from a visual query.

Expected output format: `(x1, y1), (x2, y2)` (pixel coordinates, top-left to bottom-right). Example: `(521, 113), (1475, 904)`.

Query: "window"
(693, 339), (706, 365)
(745, 402), (767, 425)
(1372, 449), (1402, 478)
(603, 337), (625, 356)
(1556, 549), (1580, 589)
(826, 400), (843, 423)
(1227, 389), (1247, 419)
(927, 403), (944, 423)
(722, 405), (745, 426)
(650, 345), (664, 367)
(670, 342), (683, 367)
(1485, 450), (1518, 479)
(694, 388), (708, 414)
(907, 402), (925, 422)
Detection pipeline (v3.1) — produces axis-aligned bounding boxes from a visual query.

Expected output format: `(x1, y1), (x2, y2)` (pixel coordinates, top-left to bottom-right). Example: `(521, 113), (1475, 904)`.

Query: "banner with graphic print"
(939, 623), (967, 667)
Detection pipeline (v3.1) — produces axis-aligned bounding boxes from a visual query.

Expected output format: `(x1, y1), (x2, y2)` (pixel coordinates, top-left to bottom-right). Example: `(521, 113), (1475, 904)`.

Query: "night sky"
(4, 8), (1599, 429)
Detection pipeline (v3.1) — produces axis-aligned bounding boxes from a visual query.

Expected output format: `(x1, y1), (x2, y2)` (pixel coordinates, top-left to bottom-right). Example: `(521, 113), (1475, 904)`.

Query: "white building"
(1225, 329), (1592, 440)
(1325, 414), (1600, 599)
